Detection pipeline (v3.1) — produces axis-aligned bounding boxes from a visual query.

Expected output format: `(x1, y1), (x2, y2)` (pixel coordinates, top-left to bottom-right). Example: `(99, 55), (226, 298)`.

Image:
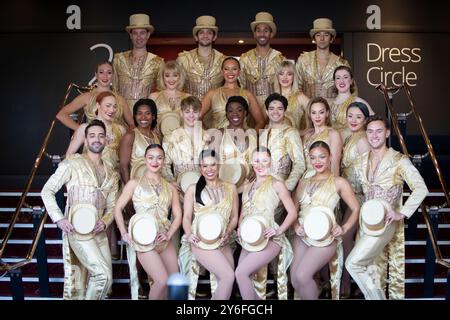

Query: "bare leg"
(290, 235), (308, 293)
(341, 205), (357, 296)
(235, 241), (281, 300)
(192, 245), (235, 300)
(159, 242), (180, 277)
(293, 241), (337, 300)
(137, 250), (170, 300)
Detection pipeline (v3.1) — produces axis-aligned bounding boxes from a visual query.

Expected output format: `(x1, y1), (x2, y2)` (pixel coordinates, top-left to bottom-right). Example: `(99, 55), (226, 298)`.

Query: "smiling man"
(113, 14), (164, 112)
(239, 12), (285, 123)
(41, 120), (119, 300)
(347, 115), (428, 299)
(296, 18), (352, 99)
(176, 15), (225, 101)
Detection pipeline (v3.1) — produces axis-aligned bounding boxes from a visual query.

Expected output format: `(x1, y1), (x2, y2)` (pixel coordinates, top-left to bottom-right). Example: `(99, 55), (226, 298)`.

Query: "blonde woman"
(273, 60), (309, 130)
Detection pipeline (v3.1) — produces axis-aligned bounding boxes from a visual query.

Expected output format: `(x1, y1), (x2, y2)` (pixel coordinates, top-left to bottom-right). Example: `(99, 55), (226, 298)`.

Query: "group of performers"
(41, 12), (429, 300)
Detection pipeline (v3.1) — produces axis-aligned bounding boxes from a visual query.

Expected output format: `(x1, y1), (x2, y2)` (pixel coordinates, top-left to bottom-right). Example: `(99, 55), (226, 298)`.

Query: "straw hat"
(303, 205), (336, 247)
(309, 18), (336, 39)
(250, 12), (277, 36)
(360, 199), (391, 236)
(69, 203), (98, 241)
(239, 215), (269, 252)
(125, 14), (154, 34)
(219, 160), (247, 187)
(195, 213), (224, 250)
(128, 213), (158, 251)
(159, 112), (181, 137)
(177, 171), (201, 193)
(130, 161), (147, 180)
(192, 15), (219, 38)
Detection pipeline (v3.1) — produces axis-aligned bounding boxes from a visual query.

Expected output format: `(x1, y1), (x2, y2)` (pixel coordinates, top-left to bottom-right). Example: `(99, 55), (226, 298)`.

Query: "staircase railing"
(377, 83), (450, 298)
(0, 83), (91, 298)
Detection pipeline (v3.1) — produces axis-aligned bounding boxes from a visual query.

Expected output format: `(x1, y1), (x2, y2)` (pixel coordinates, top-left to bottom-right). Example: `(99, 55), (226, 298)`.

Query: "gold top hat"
(303, 205), (336, 247)
(177, 171), (201, 193)
(128, 213), (158, 252)
(219, 161), (247, 187)
(125, 13), (155, 34)
(239, 215), (269, 252)
(195, 213), (224, 250)
(250, 12), (277, 37)
(192, 15), (219, 38)
(159, 112), (181, 137)
(309, 18), (336, 39)
(360, 199), (391, 237)
(69, 203), (98, 241)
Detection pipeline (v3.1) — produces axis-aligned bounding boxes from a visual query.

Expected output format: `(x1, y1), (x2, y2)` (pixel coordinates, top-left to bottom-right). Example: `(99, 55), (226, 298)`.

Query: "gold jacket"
(239, 48), (285, 105)
(296, 50), (351, 99)
(176, 48), (225, 100)
(259, 124), (306, 191)
(112, 51), (164, 110)
(162, 127), (210, 183)
(41, 154), (119, 299)
(355, 148), (428, 299)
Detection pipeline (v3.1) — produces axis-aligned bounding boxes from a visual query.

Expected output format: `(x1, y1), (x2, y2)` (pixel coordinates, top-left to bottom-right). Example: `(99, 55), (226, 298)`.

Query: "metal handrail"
(0, 83), (92, 272)
(377, 83), (450, 270)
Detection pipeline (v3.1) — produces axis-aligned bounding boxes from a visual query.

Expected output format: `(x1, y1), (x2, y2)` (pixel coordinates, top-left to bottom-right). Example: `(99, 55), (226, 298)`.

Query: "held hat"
(128, 213), (158, 251)
(177, 171), (201, 193)
(303, 205), (336, 247)
(159, 112), (182, 137)
(69, 203), (98, 241)
(239, 215), (269, 252)
(360, 199), (391, 236)
(195, 213), (225, 250)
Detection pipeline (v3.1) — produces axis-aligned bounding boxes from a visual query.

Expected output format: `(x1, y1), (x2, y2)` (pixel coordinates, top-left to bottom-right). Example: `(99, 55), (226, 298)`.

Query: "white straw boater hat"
(250, 12), (277, 37)
(177, 171), (201, 193)
(69, 203), (98, 241)
(125, 13), (154, 34)
(192, 15), (219, 38)
(196, 213), (225, 250)
(128, 213), (158, 251)
(159, 112), (181, 137)
(360, 199), (391, 236)
(218, 160), (247, 187)
(303, 205), (336, 247)
(239, 215), (269, 252)
(309, 18), (336, 39)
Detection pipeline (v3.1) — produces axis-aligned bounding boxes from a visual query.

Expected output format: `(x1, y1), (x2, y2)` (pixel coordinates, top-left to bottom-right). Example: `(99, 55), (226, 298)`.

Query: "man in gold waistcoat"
(176, 16), (225, 101)
(239, 12), (285, 119)
(347, 116), (428, 299)
(113, 14), (164, 112)
(41, 120), (119, 300)
(295, 18), (352, 99)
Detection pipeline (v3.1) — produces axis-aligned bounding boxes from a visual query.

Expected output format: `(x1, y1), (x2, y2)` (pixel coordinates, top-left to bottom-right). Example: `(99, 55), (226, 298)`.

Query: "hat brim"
(219, 162), (247, 187)
(69, 203), (98, 241)
(239, 215), (269, 252)
(126, 25), (154, 34)
(192, 26), (218, 38)
(196, 213), (224, 250)
(309, 28), (336, 39)
(250, 21), (277, 37)
(359, 199), (391, 237)
(177, 171), (201, 193)
(159, 113), (181, 136)
(303, 205), (336, 248)
(129, 213), (158, 252)
(130, 161), (147, 180)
